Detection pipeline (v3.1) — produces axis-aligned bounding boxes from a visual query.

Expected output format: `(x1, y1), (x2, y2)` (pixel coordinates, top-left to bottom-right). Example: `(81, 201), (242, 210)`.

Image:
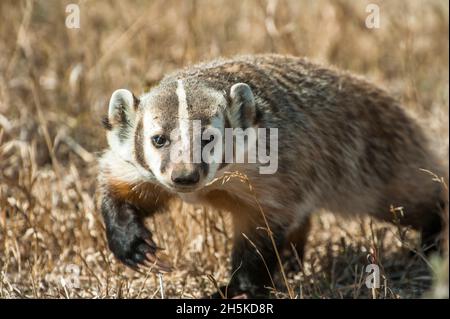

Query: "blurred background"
(0, 0), (448, 298)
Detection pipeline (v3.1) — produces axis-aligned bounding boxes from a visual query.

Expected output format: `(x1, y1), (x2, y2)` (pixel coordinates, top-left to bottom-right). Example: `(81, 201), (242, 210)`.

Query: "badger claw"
(103, 201), (172, 273)
(143, 252), (172, 273)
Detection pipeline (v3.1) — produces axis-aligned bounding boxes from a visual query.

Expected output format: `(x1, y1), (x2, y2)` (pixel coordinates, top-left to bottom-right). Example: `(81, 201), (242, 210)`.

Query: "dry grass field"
(0, 0), (448, 299)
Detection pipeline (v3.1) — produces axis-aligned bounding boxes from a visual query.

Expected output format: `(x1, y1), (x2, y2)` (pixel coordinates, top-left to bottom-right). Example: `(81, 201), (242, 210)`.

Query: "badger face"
(104, 79), (256, 193)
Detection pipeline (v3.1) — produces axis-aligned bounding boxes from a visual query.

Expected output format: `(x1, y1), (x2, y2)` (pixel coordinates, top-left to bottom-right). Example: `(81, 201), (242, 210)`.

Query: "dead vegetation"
(0, 0), (448, 298)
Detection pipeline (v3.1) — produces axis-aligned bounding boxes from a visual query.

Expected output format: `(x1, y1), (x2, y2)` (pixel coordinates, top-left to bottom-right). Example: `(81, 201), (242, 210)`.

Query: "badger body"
(99, 54), (446, 298)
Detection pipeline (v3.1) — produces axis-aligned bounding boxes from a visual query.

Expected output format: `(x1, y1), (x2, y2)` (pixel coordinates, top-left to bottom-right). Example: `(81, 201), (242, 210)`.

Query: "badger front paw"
(103, 201), (172, 273)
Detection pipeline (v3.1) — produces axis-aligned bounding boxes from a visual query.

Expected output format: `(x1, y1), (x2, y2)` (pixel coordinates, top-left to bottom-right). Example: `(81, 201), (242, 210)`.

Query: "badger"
(98, 54), (447, 298)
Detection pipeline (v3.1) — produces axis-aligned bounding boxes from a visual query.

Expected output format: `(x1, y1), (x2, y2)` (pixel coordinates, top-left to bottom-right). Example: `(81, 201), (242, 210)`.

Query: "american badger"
(99, 54), (446, 298)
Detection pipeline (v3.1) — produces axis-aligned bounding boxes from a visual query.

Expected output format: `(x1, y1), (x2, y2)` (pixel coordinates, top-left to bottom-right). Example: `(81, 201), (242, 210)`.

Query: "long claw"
(144, 238), (164, 251)
(144, 252), (173, 273)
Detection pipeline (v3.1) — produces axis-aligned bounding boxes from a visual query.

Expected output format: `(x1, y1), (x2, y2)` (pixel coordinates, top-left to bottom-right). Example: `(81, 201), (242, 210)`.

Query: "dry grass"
(0, 0), (448, 299)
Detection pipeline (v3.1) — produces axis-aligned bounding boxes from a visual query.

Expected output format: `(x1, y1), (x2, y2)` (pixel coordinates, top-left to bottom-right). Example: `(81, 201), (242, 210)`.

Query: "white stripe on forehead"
(176, 79), (191, 155)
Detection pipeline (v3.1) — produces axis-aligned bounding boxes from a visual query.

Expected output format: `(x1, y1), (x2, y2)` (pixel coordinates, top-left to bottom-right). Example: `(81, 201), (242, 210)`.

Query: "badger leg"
(414, 192), (446, 255)
(284, 216), (311, 270)
(100, 193), (171, 272)
(376, 182), (446, 255)
(420, 209), (444, 254)
(211, 209), (288, 298)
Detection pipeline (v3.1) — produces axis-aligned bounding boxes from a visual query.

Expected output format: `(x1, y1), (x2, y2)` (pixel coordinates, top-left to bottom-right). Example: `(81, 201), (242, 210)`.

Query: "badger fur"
(98, 54), (447, 298)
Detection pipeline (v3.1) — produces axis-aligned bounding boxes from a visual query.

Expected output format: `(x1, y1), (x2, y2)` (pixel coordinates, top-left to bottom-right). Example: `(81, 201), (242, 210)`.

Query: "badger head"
(103, 78), (257, 193)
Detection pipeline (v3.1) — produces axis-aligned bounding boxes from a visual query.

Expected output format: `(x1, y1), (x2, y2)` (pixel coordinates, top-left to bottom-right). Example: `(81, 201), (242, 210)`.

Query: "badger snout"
(169, 163), (206, 192)
(171, 169), (200, 186)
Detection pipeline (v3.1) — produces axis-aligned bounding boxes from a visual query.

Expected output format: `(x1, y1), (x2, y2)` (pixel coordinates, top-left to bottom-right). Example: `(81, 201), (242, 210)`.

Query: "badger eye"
(151, 135), (167, 148)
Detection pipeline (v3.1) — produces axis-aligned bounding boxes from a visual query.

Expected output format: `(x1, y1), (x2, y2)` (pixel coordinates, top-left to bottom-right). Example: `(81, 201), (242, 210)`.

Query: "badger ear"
(105, 89), (139, 152)
(106, 89), (138, 128)
(228, 83), (255, 128)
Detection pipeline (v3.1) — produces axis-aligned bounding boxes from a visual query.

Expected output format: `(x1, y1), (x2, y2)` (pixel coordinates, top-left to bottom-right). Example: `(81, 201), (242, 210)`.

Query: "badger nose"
(171, 170), (200, 186)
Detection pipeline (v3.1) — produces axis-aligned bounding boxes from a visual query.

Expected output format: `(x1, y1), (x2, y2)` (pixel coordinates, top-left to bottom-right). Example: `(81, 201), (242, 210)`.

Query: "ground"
(0, 0), (448, 298)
